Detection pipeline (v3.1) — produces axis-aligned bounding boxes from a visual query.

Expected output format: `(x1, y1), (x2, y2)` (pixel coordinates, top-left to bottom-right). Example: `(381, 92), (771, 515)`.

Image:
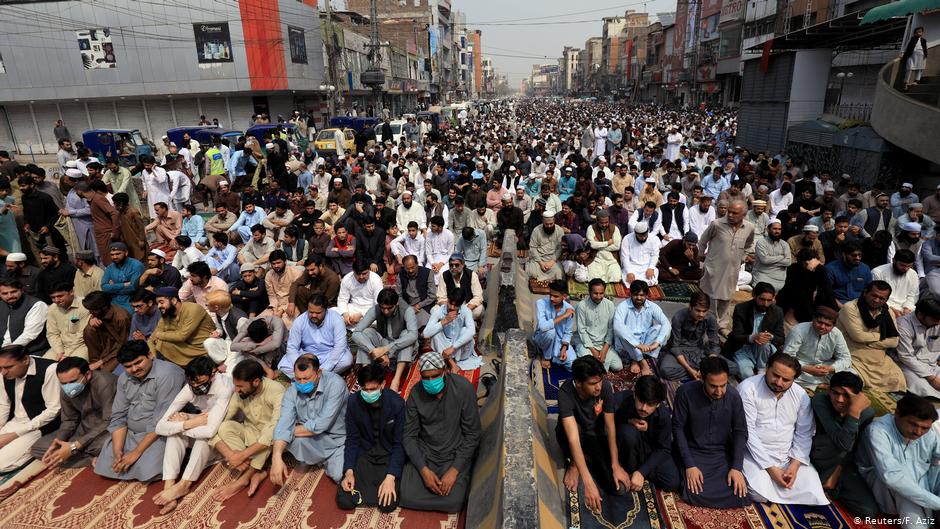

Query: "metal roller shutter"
(59, 102), (90, 140)
(200, 97), (228, 127)
(115, 100), (148, 139)
(171, 98), (198, 127)
(145, 99), (176, 142)
(32, 103), (60, 153)
(88, 101), (117, 129)
(6, 104), (40, 155)
(0, 107), (14, 153)
(228, 97), (255, 131)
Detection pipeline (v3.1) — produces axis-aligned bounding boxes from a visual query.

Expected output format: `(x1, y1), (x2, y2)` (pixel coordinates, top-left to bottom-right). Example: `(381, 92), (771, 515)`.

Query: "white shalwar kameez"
(738, 374), (829, 505)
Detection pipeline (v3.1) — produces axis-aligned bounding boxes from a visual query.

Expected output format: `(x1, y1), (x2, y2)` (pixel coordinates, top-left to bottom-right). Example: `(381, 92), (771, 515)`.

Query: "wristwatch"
(69, 442), (79, 454)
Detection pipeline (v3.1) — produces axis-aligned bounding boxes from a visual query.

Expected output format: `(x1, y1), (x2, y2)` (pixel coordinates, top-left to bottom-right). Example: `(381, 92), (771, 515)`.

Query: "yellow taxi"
(314, 128), (355, 152)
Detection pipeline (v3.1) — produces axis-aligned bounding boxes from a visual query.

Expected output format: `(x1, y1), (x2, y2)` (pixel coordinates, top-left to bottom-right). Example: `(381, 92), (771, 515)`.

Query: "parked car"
(81, 129), (153, 167)
(314, 128), (355, 153)
(374, 120), (406, 144)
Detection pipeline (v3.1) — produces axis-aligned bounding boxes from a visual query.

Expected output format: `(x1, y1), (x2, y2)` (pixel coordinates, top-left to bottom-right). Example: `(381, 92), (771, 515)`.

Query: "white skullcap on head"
(634, 221), (649, 234)
(6, 252), (27, 263)
(65, 160), (78, 168)
(542, 211), (554, 219)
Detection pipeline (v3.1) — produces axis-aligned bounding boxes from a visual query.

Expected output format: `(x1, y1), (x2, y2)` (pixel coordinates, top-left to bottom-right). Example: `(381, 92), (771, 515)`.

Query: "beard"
(543, 226), (555, 235)
(160, 305), (178, 319)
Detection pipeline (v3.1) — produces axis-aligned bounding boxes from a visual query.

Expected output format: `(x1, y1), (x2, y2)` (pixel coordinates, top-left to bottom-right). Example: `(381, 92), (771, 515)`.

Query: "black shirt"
(557, 379), (614, 438)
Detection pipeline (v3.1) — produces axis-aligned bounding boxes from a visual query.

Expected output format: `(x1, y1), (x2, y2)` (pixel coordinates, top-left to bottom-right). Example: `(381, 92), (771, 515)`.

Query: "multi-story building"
(0, 0), (324, 154)
(561, 47), (581, 95)
(581, 37), (604, 95)
(601, 11), (650, 96)
(345, 0), (455, 103)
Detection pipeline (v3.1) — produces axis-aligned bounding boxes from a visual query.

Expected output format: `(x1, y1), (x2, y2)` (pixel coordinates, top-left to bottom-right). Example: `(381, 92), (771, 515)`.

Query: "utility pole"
(451, 20), (459, 102)
(322, 0), (342, 119)
(361, 0), (386, 117)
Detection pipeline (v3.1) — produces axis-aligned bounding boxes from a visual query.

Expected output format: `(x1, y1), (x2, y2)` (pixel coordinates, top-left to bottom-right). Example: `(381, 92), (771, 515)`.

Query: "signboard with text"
(194, 22), (233, 64)
(720, 0), (745, 24)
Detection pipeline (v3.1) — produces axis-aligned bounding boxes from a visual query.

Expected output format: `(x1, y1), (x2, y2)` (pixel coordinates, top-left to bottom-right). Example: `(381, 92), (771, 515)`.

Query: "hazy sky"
(455, 0), (678, 86)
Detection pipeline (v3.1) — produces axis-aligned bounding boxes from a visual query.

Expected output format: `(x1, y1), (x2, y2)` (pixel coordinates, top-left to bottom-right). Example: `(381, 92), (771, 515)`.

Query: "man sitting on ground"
(672, 356), (749, 508)
(555, 356), (628, 513)
(82, 290), (131, 372)
(809, 371), (877, 518)
(270, 354), (348, 486)
(32, 356), (116, 469)
(435, 254), (484, 320)
(396, 255), (438, 328)
(659, 292), (723, 381)
(0, 344), (61, 472)
(153, 356), (233, 514)
(739, 353), (828, 505)
(613, 375), (680, 492)
(533, 280), (575, 371)
(149, 287), (220, 368)
(895, 297), (940, 399)
(283, 295), (353, 378)
(858, 394), (940, 529)
(399, 352), (481, 513)
(352, 288), (418, 392)
(424, 289), (480, 372)
(336, 362), (405, 513)
(230, 317), (287, 380)
(726, 282), (786, 379)
(209, 360), (285, 502)
(572, 278), (617, 371)
(613, 280), (671, 376)
(337, 262), (383, 328)
(783, 306), (852, 390)
(836, 280), (905, 393)
(94, 340), (185, 482)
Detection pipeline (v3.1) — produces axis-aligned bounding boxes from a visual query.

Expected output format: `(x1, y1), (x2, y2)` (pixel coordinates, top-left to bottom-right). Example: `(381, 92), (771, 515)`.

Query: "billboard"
(720, 0), (745, 24)
(194, 22), (233, 64)
(288, 26), (307, 64)
(701, 14), (721, 41)
(76, 29), (116, 69)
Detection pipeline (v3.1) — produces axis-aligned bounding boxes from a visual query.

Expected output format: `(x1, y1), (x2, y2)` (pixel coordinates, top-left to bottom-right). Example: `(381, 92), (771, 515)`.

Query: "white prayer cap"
(644, 177), (657, 184)
(768, 218), (782, 226)
(502, 193), (512, 201)
(542, 211), (554, 219)
(6, 253), (27, 263)
(65, 168), (84, 179)
(903, 221), (922, 232)
(802, 225), (819, 232)
(634, 221), (649, 234)
(333, 178), (343, 183)
(516, 185), (526, 191)
(902, 182), (913, 189)
(65, 160), (78, 168)
(265, 142), (275, 149)
(509, 165), (516, 171)
(535, 156), (542, 162)
(402, 190), (413, 197)
(149, 248), (166, 259)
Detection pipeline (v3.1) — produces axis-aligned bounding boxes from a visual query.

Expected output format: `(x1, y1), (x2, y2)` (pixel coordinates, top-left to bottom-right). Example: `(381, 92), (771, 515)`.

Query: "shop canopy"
(862, 0), (940, 24)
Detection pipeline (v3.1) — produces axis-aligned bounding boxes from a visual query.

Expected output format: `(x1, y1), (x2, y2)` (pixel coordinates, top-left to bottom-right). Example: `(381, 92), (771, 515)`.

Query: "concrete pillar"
(501, 328), (538, 529)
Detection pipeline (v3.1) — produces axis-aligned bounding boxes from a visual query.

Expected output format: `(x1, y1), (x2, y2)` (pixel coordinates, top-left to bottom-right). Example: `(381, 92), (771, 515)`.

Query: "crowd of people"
(0, 98), (939, 525)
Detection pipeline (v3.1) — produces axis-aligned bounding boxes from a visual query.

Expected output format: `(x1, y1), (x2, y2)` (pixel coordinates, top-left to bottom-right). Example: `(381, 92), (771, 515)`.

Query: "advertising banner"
(194, 22), (234, 64)
(77, 29), (116, 69)
(288, 26), (307, 64)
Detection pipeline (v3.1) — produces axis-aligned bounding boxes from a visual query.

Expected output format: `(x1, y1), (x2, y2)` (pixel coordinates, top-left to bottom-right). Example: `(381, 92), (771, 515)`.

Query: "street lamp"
(319, 84), (337, 121)
(836, 72), (853, 106)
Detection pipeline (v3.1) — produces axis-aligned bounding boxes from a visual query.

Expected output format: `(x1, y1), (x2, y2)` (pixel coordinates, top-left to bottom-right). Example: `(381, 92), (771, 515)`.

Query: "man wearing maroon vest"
(0, 344), (61, 471)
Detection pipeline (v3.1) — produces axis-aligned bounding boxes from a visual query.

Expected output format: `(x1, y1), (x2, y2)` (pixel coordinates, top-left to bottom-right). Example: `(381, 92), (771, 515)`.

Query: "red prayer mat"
(0, 462), (465, 529)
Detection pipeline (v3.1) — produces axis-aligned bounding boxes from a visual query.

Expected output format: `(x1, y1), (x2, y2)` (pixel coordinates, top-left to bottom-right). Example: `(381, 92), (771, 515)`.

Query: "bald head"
(727, 200), (747, 226)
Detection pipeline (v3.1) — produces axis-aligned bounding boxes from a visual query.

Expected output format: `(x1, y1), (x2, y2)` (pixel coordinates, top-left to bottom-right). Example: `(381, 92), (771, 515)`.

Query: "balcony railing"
(823, 102), (872, 122)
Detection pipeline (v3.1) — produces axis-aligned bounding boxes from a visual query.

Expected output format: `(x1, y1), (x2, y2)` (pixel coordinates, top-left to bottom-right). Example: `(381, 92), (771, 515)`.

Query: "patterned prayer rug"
(656, 282), (702, 304)
(754, 501), (865, 529)
(0, 463), (465, 529)
(344, 360), (481, 400)
(532, 359), (645, 414)
(569, 481), (663, 529)
(657, 491), (764, 529)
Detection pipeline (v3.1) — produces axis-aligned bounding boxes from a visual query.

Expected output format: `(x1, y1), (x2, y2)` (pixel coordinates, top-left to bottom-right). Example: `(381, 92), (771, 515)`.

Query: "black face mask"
(191, 380), (212, 395)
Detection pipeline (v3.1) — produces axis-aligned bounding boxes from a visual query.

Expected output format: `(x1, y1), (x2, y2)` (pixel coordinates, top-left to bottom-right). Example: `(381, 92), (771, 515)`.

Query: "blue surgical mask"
(294, 380), (316, 395)
(421, 375), (445, 395)
(62, 381), (86, 398)
(360, 389), (382, 404)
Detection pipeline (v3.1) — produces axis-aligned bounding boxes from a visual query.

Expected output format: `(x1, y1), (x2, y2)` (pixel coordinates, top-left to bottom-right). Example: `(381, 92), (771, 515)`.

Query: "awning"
(746, 10), (907, 51)
(862, 0), (940, 24)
